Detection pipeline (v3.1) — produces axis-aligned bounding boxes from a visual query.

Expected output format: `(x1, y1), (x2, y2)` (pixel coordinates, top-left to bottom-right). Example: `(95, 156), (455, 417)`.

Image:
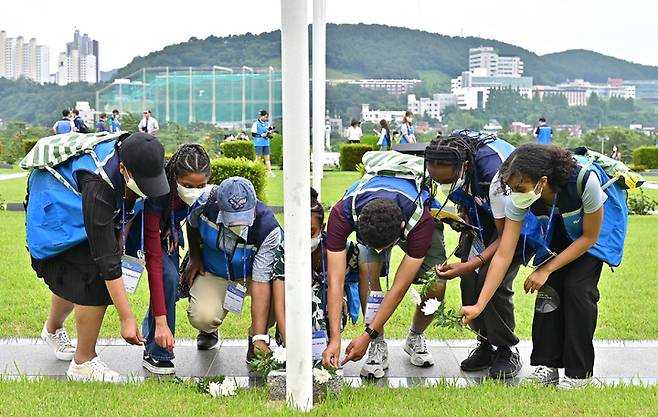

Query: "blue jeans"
(142, 248), (179, 361)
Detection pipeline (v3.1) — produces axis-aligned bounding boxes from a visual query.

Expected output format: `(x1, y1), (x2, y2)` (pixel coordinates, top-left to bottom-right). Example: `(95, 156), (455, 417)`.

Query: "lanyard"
(121, 198), (144, 258)
(522, 194), (558, 265)
(365, 244), (390, 292)
(543, 194), (559, 246)
(320, 237), (327, 316)
(170, 205), (191, 250)
(222, 229), (247, 281)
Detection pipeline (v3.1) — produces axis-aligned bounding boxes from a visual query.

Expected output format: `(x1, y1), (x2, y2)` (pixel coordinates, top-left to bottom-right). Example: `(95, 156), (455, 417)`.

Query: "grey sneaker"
(557, 376), (591, 390)
(41, 322), (76, 361)
(403, 331), (434, 368)
(360, 339), (389, 379)
(523, 365), (559, 386)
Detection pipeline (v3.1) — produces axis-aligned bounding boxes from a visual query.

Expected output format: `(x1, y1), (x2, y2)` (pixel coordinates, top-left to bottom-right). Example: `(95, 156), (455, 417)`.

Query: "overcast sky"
(2, 0), (656, 72)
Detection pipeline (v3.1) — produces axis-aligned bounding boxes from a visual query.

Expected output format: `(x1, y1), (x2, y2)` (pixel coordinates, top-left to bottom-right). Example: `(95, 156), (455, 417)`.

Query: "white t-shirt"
(346, 126), (362, 142)
(138, 117), (159, 134)
(505, 174), (608, 221)
(488, 171), (509, 220)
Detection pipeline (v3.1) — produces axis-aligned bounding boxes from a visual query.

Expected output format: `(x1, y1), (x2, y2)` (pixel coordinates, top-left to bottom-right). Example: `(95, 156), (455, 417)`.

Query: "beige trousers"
(187, 272), (275, 335)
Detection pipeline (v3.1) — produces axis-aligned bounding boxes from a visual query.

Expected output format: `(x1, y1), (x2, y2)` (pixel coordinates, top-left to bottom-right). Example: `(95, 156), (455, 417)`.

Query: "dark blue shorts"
(255, 145), (271, 156)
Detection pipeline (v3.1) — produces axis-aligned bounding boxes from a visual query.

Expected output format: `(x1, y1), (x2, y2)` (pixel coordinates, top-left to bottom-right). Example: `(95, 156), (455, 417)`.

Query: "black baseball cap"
(118, 132), (169, 197)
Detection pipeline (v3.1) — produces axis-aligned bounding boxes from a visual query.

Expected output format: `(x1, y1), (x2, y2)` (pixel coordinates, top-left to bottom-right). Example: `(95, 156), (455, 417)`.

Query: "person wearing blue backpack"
(423, 130), (524, 379)
(182, 177), (282, 359)
(52, 109), (76, 134)
(462, 144), (624, 389)
(26, 132), (169, 382)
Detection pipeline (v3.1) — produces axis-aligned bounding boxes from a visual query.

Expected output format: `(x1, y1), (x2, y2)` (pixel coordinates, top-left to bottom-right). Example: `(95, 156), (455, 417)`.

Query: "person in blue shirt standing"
(534, 118), (552, 144)
(252, 110), (275, 177)
(96, 113), (110, 133)
(52, 110), (76, 134)
(110, 109), (121, 132)
(400, 111), (416, 144)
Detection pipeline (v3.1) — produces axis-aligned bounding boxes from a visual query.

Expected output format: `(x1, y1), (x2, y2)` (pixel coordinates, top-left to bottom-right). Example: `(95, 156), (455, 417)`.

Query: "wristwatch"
(252, 334), (270, 345)
(364, 326), (379, 340)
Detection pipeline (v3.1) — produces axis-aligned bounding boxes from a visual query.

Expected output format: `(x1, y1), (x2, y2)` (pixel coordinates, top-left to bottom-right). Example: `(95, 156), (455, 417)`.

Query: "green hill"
(2, 24), (658, 126)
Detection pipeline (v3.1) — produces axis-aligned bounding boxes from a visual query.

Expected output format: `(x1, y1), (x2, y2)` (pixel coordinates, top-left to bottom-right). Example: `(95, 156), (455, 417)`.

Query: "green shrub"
(360, 134), (380, 147)
(339, 144), (376, 171)
(22, 138), (38, 156)
(628, 189), (657, 215)
(629, 164), (647, 172)
(632, 147), (658, 169)
(270, 134), (283, 166)
(220, 140), (255, 160)
(209, 157), (267, 201)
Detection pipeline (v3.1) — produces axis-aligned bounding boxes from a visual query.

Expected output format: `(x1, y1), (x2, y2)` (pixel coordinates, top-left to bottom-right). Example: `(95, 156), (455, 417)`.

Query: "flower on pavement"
(219, 378), (237, 397)
(313, 367), (332, 384)
(273, 346), (287, 364)
(409, 287), (422, 306)
(422, 298), (442, 316)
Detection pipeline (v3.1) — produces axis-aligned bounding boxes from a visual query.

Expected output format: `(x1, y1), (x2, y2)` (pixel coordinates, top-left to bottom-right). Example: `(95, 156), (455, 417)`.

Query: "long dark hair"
(499, 144), (578, 192)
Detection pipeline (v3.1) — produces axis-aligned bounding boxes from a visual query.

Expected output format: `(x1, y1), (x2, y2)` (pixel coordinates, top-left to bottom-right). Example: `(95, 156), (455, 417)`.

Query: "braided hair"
(310, 187), (324, 223)
(165, 144), (211, 209)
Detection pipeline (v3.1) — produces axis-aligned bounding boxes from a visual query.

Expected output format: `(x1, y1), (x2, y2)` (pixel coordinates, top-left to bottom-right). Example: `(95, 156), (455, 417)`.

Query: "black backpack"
(74, 116), (90, 133)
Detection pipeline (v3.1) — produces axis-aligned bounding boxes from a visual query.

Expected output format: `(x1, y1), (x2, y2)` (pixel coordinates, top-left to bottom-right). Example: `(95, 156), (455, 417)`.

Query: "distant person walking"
(610, 145), (622, 161)
(52, 110), (76, 135)
(400, 111), (416, 144)
(346, 119), (363, 143)
(72, 110), (90, 133)
(534, 118), (552, 144)
(252, 110), (275, 177)
(374, 119), (391, 150)
(96, 113), (110, 133)
(139, 110), (160, 135)
(109, 109), (121, 132)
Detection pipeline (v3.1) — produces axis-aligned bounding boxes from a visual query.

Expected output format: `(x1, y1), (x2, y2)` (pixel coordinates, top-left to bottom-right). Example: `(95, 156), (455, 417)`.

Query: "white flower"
(219, 378), (237, 397)
(273, 346), (286, 364)
(421, 298), (442, 316)
(313, 368), (332, 384)
(409, 287), (422, 306)
(208, 382), (221, 397)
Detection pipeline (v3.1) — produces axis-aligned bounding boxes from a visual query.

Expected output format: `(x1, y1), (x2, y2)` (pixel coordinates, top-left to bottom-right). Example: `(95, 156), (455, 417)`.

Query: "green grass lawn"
(0, 379), (656, 417)
(0, 175), (27, 202)
(265, 169), (359, 206)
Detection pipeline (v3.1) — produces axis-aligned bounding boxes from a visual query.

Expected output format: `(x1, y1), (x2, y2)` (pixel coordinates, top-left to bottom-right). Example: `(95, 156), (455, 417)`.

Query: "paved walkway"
(0, 172), (27, 181)
(1, 338), (656, 387)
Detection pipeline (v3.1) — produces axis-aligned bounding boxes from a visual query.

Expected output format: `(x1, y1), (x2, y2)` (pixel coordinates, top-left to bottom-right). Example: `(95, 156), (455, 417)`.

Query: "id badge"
(364, 291), (385, 324)
(312, 330), (327, 361)
(224, 283), (247, 315)
(121, 255), (145, 294)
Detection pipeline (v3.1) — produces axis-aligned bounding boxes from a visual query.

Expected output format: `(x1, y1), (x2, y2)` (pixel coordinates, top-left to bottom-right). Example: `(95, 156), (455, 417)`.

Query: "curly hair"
(499, 144), (577, 192)
(357, 199), (403, 249)
(310, 187), (324, 223)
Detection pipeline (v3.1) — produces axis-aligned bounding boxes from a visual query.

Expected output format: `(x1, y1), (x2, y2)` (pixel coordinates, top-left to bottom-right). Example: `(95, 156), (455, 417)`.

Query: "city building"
(56, 30), (99, 85)
(407, 93), (458, 121)
(533, 79), (636, 106)
(623, 80), (658, 105)
(361, 103), (406, 123)
(510, 121), (533, 134)
(469, 46), (524, 77)
(0, 30), (50, 83)
(327, 78), (421, 95)
(482, 119), (503, 134)
(451, 68), (533, 110)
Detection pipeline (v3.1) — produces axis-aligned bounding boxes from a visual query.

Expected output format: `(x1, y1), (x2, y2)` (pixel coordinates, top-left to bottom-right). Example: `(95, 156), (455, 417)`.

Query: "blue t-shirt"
(252, 119), (271, 147)
(535, 125), (552, 144)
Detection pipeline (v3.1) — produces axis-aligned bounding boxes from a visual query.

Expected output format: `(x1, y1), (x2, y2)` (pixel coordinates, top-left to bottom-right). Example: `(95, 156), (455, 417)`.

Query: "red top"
(144, 195), (186, 317)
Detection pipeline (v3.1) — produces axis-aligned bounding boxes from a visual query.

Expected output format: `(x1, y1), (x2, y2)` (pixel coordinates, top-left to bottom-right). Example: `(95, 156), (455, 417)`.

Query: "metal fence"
(96, 67), (282, 129)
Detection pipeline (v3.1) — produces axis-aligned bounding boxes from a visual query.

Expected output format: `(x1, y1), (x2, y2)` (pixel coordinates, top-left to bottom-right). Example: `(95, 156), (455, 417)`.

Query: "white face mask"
(125, 175), (146, 198)
(177, 183), (205, 206)
(511, 181), (543, 209)
(407, 118), (413, 123)
(310, 233), (322, 252)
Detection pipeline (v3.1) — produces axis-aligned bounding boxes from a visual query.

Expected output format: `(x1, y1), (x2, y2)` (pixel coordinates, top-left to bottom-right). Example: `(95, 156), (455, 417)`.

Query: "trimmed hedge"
(633, 147), (658, 169)
(22, 139), (39, 156)
(220, 140), (255, 160)
(209, 157), (267, 201)
(339, 144), (377, 171)
(360, 134), (380, 147)
(270, 134), (283, 166)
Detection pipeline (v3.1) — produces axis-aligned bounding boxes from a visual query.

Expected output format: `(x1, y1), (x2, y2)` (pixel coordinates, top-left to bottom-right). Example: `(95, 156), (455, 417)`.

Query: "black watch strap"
(365, 326), (379, 340)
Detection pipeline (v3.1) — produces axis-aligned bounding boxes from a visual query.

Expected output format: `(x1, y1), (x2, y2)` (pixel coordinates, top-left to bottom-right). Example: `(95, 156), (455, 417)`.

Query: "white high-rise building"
(56, 30), (99, 85)
(469, 46), (524, 77)
(0, 30), (50, 83)
(407, 94), (458, 121)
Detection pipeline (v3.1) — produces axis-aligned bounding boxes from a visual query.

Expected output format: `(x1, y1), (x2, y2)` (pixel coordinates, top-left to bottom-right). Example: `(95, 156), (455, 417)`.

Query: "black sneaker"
(460, 341), (495, 372)
(488, 346), (522, 379)
(196, 331), (219, 350)
(142, 354), (175, 375)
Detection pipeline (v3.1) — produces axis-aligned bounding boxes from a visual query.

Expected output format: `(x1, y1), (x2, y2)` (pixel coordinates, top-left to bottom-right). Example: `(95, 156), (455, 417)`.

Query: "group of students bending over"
(26, 129), (618, 390)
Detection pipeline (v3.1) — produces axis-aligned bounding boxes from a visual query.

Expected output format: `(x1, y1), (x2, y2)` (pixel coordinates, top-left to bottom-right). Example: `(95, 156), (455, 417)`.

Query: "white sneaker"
(360, 339), (389, 379)
(268, 171), (276, 178)
(558, 376), (591, 390)
(523, 365), (559, 386)
(67, 357), (123, 383)
(41, 322), (76, 361)
(403, 331), (434, 368)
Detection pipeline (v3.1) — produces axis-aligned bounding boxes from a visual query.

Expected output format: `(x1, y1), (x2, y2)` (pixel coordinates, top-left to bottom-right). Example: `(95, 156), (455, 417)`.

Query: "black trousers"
(530, 252), (603, 378)
(460, 233), (522, 348)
